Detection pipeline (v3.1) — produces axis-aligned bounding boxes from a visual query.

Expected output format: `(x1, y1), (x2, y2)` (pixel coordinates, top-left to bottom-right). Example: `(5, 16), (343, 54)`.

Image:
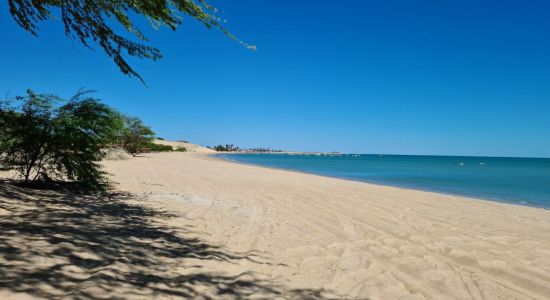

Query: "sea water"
(217, 153), (550, 208)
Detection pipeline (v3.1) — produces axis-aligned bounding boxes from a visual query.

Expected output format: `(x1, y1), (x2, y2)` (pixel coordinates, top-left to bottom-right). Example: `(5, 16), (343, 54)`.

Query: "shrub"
(0, 90), (123, 191)
(175, 147), (187, 152)
(146, 143), (173, 152)
(118, 117), (155, 155)
(213, 144), (239, 152)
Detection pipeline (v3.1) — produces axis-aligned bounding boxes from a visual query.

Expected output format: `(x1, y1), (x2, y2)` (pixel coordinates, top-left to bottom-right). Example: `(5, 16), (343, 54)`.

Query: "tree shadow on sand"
(0, 181), (361, 299)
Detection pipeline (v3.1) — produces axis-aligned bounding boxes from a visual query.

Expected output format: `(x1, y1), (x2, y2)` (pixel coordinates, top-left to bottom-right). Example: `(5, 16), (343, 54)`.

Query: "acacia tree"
(118, 116), (156, 155)
(7, 0), (252, 82)
(0, 90), (124, 190)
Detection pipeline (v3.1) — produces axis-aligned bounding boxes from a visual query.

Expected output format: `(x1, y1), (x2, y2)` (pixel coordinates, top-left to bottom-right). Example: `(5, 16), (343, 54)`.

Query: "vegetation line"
(0, 89), (181, 191)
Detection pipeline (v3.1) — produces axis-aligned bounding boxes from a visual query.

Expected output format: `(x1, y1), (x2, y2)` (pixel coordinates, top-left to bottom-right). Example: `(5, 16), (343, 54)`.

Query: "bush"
(213, 144), (239, 152)
(146, 143), (173, 152)
(118, 117), (155, 155)
(0, 90), (123, 191)
(175, 147), (187, 152)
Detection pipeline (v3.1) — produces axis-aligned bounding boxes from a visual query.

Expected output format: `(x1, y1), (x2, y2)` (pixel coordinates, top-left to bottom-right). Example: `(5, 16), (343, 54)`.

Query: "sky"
(1, 0), (549, 157)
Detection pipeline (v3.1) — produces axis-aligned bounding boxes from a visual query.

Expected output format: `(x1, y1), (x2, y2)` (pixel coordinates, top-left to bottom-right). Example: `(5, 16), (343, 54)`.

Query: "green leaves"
(7, 0), (238, 83)
(119, 116), (156, 154)
(0, 90), (125, 191)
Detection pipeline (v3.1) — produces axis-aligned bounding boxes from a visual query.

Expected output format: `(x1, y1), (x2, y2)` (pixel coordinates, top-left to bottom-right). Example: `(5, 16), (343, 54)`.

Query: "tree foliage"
(147, 143), (173, 152)
(211, 144), (239, 152)
(0, 90), (123, 191)
(7, 0), (249, 82)
(117, 116), (155, 155)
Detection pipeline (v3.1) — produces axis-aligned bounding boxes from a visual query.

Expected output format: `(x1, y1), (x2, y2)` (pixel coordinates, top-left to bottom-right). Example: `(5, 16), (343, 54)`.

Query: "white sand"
(101, 152), (550, 299)
(152, 139), (215, 153)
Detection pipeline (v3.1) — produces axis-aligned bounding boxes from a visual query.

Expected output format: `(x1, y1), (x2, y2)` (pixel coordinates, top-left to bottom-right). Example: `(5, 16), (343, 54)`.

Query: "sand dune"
(153, 139), (215, 153)
(99, 152), (550, 299)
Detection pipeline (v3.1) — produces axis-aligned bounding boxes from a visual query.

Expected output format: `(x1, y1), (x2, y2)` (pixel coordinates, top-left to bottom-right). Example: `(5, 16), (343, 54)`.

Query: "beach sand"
(152, 139), (216, 153)
(2, 152), (550, 299)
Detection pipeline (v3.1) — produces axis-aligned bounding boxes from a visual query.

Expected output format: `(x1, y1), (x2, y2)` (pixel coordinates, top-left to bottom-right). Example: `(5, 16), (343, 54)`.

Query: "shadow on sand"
(0, 181), (359, 299)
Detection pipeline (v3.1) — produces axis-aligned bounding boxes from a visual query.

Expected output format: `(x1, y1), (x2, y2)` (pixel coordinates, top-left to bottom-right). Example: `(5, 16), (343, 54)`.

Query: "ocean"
(217, 153), (550, 208)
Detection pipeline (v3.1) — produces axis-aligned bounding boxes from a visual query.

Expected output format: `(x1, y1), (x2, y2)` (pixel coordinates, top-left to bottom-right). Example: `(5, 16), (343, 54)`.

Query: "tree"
(0, 90), (123, 190)
(212, 144), (239, 152)
(118, 117), (155, 155)
(7, 0), (252, 83)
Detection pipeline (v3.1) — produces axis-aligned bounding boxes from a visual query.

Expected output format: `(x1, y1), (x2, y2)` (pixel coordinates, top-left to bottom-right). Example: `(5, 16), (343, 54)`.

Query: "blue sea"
(217, 153), (550, 208)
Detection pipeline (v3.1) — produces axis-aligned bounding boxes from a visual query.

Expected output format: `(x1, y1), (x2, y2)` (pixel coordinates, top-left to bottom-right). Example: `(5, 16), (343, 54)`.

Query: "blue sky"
(1, 0), (549, 157)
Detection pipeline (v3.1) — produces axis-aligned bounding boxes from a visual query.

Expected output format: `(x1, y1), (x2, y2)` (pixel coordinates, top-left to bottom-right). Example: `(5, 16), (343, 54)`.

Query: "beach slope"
(103, 152), (550, 299)
(2, 152), (549, 299)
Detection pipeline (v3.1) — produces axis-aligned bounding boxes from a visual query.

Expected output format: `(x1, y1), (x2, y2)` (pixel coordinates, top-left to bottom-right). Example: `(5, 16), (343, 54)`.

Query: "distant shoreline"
(212, 152), (550, 209)
(213, 151), (550, 160)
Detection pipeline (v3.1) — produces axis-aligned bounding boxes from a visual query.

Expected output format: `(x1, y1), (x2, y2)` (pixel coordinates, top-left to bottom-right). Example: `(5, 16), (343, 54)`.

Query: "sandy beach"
(107, 152), (550, 299)
(2, 0), (548, 298)
(2, 152), (550, 299)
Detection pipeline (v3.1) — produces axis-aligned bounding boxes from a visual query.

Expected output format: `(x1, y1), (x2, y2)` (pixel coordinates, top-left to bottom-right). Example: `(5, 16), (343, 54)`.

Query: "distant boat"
(458, 162), (465, 166)
(480, 162), (486, 165)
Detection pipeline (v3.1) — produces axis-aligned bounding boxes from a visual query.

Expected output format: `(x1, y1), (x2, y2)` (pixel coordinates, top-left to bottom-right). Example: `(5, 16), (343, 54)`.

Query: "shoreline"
(214, 151), (550, 160)
(4, 152), (549, 299)
(212, 153), (550, 210)
(102, 152), (550, 299)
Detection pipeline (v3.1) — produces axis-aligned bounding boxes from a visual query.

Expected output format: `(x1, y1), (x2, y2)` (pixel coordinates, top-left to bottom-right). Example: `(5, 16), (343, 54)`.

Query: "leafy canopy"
(118, 116), (156, 155)
(212, 144), (239, 152)
(0, 90), (124, 191)
(7, 0), (251, 82)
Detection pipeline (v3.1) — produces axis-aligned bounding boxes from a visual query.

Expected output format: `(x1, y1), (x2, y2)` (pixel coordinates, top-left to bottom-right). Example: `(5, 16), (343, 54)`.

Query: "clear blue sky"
(1, 0), (549, 157)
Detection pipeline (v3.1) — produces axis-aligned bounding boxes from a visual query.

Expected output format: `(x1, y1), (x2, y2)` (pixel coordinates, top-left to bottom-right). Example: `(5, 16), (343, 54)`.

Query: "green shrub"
(0, 90), (123, 191)
(213, 144), (239, 152)
(175, 147), (187, 152)
(146, 143), (173, 152)
(118, 117), (155, 155)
